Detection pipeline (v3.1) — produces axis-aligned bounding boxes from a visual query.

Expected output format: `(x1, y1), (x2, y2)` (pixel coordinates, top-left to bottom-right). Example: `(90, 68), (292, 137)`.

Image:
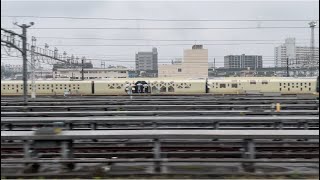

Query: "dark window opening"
(220, 84), (226, 88)
(231, 84), (238, 88)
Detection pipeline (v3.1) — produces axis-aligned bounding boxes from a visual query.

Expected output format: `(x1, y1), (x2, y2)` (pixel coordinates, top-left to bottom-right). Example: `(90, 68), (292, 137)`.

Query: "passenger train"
(1, 77), (319, 96)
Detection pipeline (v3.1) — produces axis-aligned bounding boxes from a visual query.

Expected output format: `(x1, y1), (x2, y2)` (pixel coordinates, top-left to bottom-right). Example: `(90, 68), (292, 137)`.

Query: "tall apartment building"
(158, 45), (208, 78)
(135, 47), (158, 77)
(274, 38), (319, 68)
(224, 54), (263, 69)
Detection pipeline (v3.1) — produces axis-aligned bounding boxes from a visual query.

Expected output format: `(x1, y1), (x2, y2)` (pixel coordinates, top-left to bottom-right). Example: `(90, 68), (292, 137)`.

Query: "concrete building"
(210, 67), (318, 77)
(135, 47), (158, 77)
(224, 54), (263, 69)
(54, 67), (129, 80)
(159, 45), (208, 78)
(274, 38), (319, 68)
(53, 62), (93, 71)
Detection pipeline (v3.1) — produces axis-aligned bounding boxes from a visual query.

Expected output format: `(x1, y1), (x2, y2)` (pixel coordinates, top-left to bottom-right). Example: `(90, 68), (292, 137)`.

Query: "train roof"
(1, 77), (317, 84)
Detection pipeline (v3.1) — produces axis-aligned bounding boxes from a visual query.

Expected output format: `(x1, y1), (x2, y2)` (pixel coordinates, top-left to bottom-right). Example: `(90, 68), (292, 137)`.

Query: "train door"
(134, 81), (150, 94)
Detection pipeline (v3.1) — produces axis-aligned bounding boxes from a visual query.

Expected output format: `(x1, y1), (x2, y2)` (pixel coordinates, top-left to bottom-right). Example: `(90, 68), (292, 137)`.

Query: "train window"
(250, 80), (256, 85)
(220, 84), (226, 88)
(262, 81), (268, 85)
(231, 84), (238, 88)
(168, 86), (175, 92)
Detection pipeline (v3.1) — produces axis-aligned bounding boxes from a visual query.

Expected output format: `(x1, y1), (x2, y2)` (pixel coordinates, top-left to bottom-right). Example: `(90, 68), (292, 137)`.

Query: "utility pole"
(309, 21), (317, 76)
(287, 57), (290, 77)
(81, 57), (85, 80)
(31, 36), (36, 99)
(14, 22), (34, 105)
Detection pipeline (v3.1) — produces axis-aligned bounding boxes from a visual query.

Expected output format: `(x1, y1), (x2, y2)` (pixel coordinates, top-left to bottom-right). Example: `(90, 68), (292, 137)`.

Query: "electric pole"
(309, 21), (317, 76)
(287, 57), (289, 77)
(81, 57), (85, 80)
(31, 36), (36, 99)
(14, 22), (34, 105)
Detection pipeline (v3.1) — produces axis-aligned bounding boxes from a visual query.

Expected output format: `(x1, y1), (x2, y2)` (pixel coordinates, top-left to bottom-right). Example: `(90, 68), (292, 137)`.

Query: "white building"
(275, 38), (319, 68)
(54, 68), (129, 80)
(159, 45), (208, 78)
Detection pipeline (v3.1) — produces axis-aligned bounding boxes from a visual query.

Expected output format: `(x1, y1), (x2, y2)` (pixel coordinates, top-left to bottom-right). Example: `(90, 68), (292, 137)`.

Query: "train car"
(208, 77), (318, 94)
(1, 80), (92, 96)
(94, 78), (206, 95)
(1, 77), (318, 96)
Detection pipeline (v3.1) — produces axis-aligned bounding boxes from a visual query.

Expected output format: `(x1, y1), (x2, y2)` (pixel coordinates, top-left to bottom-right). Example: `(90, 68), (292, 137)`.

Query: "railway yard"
(1, 94), (320, 179)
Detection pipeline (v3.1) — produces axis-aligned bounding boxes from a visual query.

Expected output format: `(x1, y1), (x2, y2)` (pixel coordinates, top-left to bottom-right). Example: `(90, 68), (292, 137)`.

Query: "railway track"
(1, 95), (319, 177)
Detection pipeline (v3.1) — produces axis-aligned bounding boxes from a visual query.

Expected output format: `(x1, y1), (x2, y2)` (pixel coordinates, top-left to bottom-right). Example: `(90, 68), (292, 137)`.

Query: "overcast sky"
(1, 0), (319, 68)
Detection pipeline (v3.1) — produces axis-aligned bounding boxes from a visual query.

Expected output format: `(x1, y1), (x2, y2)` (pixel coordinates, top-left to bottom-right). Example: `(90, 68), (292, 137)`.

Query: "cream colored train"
(1, 77), (319, 96)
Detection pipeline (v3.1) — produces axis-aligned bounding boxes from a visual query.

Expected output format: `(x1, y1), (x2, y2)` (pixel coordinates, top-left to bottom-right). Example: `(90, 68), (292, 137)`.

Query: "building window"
(250, 80), (256, 85)
(220, 84), (226, 88)
(178, 68), (182, 72)
(262, 81), (268, 85)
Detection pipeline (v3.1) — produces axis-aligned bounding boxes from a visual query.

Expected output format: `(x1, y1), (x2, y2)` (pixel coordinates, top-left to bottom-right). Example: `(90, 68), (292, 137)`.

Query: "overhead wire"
(2, 15), (318, 22)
